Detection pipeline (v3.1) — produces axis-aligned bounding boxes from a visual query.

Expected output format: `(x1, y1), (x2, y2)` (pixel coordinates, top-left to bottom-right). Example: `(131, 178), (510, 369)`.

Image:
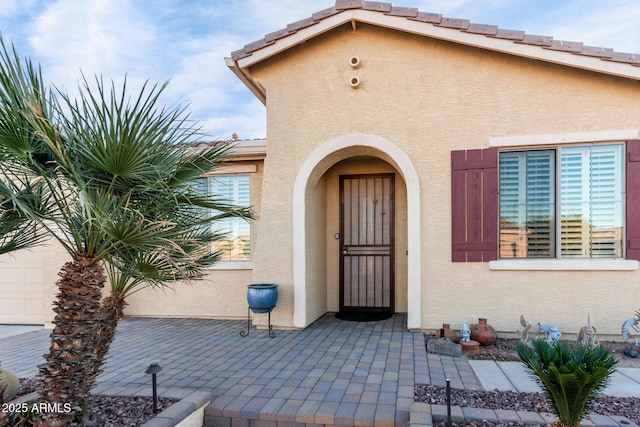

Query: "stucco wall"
(247, 22), (640, 335)
(0, 245), (58, 325)
(0, 239), (72, 327)
(124, 160), (264, 320)
(304, 173), (328, 322)
(0, 157), (265, 327)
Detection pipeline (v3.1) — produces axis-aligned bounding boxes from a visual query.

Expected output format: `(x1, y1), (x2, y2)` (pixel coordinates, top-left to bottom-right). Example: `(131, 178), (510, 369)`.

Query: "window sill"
(207, 261), (254, 270)
(488, 259), (639, 271)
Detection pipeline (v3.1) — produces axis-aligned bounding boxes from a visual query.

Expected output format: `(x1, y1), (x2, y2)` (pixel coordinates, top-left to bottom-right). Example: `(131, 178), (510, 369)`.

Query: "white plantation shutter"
(560, 145), (623, 258)
(526, 152), (556, 257)
(560, 149), (586, 256)
(209, 175), (251, 261)
(499, 150), (555, 258)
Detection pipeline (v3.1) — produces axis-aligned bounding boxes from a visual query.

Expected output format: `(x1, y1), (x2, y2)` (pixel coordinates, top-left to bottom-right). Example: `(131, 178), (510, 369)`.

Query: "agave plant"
(516, 338), (617, 427)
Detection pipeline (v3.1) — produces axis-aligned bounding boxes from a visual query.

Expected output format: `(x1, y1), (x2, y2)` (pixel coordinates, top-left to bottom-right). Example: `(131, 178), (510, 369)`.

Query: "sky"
(1, 0), (640, 141)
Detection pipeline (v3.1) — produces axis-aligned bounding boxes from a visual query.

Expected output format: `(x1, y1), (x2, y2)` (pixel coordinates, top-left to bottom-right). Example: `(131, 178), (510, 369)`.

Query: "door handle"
(342, 248), (349, 255)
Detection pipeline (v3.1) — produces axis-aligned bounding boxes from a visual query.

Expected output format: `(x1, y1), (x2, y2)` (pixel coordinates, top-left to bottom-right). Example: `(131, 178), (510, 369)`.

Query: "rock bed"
(419, 335), (640, 425)
(415, 384), (640, 425)
(10, 378), (175, 427)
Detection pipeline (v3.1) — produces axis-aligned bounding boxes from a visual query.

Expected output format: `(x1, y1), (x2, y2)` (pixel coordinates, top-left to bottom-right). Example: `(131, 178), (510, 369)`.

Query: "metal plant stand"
(240, 306), (275, 338)
(241, 283), (278, 338)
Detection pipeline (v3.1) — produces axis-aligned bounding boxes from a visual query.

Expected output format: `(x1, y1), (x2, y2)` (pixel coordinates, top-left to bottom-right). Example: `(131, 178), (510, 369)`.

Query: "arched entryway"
(293, 133), (421, 329)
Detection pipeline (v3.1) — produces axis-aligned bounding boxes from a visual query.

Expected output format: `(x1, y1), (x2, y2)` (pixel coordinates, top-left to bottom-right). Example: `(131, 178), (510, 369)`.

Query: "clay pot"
(435, 323), (459, 343)
(470, 318), (497, 346)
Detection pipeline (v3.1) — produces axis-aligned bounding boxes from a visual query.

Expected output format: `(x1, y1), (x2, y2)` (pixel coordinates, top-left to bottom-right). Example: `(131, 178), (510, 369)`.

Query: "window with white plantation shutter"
(560, 145), (623, 258)
(498, 144), (624, 259)
(560, 148), (586, 256)
(499, 150), (555, 258)
(208, 175), (251, 261)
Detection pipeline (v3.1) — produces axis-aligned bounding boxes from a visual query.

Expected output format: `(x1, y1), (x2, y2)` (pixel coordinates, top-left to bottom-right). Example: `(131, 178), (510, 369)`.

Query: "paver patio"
(1, 314), (435, 426)
(2, 314), (638, 426)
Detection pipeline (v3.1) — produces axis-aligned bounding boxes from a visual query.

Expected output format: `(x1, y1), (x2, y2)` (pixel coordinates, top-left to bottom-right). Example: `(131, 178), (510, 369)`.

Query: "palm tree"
(0, 39), (252, 426)
(516, 339), (617, 427)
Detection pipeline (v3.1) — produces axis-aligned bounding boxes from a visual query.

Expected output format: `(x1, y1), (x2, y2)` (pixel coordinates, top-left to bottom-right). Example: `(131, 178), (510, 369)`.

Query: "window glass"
(499, 144), (623, 259)
(560, 145), (623, 258)
(208, 175), (251, 261)
(499, 150), (555, 258)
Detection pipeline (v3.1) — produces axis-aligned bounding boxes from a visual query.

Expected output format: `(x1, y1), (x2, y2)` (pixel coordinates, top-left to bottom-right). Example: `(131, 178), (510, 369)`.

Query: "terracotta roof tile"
(607, 52), (640, 65)
(385, 6), (418, 17)
(516, 34), (553, 47)
(265, 28), (291, 43)
(287, 17), (317, 33)
(578, 46), (614, 58)
(231, 48), (251, 61)
(230, 1), (640, 71)
(436, 17), (470, 30)
(362, 1), (392, 12)
(243, 38), (275, 53)
(491, 29), (525, 40)
(335, 0), (365, 10)
(312, 6), (339, 21)
(464, 23), (498, 36)
(408, 11), (442, 24)
(545, 40), (583, 53)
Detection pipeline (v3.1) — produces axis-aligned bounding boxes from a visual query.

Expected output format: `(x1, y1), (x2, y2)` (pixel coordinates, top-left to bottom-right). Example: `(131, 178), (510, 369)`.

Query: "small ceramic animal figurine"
(460, 321), (471, 342)
(621, 310), (640, 342)
(539, 323), (562, 344)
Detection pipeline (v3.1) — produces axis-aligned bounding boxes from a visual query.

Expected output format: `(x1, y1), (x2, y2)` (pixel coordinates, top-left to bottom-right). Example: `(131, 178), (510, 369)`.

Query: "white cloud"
(203, 98), (266, 141)
(2, 0), (640, 141)
(413, 0), (640, 53)
(538, 3), (640, 53)
(27, 0), (158, 91)
(0, 1), (23, 18)
(244, 0), (325, 38)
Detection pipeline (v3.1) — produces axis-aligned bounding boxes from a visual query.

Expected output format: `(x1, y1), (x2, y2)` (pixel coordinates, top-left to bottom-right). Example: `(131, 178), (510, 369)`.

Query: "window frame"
(203, 171), (254, 270)
(498, 144), (625, 261)
(487, 129), (639, 271)
(499, 148), (557, 259)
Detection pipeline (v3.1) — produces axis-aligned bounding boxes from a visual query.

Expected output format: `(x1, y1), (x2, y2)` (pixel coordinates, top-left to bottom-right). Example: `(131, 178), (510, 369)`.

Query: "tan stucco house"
(3, 1), (640, 337)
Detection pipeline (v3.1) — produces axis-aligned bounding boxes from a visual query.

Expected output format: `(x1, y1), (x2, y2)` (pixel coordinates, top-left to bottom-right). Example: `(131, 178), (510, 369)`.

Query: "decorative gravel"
(419, 335), (640, 426)
(415, 384), (640, 424)
(78, 395), (175, 427)
(12, 378), (175, 427)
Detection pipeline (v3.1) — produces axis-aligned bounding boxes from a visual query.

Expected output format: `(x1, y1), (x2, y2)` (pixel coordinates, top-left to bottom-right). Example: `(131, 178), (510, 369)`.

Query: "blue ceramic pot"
(247, 283), (278, 313)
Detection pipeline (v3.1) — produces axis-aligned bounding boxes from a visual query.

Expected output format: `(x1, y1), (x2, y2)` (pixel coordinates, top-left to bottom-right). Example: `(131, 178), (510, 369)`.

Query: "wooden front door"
(340, 174), (395, 313)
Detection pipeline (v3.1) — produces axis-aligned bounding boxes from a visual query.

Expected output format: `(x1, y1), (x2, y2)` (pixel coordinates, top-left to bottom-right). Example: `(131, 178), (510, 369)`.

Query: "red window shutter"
(451, 148), (498, 262)
(626, 140), (640, 260)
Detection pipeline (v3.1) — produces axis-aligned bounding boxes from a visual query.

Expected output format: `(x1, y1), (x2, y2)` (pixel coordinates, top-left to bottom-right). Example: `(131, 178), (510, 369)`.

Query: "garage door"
(0, 249), (45, 324)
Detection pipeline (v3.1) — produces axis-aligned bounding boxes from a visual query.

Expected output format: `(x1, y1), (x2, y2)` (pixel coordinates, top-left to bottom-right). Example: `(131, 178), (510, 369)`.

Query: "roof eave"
(232, 9), (640, 85)
(187, 138), (267, 160)
(225, 57), (267, 105)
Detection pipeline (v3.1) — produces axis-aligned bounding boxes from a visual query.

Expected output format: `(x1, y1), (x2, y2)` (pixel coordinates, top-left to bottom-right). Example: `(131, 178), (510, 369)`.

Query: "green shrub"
(516, 338), (617, 427)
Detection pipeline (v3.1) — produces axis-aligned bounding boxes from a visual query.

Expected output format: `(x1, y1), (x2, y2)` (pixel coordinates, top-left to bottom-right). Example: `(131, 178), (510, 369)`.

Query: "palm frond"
(170, 142), (234, 185)
(0, 37), (57, 175)
(0, 33), (256, 419)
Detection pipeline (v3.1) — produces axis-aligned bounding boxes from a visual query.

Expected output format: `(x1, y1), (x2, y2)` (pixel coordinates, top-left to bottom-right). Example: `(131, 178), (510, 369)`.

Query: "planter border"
(6, 389), (211, 427)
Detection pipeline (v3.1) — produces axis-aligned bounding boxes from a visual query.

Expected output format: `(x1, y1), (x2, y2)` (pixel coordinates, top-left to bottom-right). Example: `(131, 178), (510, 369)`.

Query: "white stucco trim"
(489, 259), (638, 271)
(489, 129), (638, 148)
(204, 165), (257, 175)
(207, 261), (254, 270)
(293, 133), (421, 329)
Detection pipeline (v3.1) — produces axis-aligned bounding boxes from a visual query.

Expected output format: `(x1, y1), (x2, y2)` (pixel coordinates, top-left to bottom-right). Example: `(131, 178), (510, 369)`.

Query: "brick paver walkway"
(1, 314), (437, 426)
(2, 315), (636, 426)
